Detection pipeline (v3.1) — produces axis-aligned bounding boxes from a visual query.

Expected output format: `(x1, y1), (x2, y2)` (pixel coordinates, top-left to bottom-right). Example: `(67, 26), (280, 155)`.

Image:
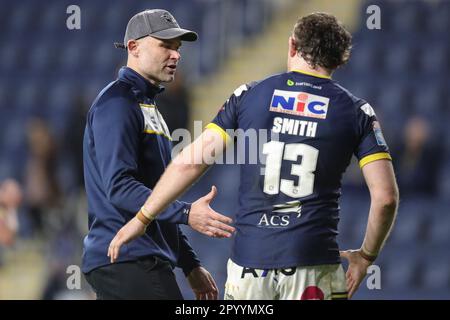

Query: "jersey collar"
(118, 66), (165, 98)
(292, 69), (332, 79)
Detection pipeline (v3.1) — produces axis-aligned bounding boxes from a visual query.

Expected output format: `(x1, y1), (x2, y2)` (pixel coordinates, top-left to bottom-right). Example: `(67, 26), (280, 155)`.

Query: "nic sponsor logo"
(270, 90), (329, 119)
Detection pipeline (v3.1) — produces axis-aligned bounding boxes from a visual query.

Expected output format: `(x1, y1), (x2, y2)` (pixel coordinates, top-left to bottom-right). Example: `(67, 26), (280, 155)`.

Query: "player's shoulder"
(229, 72), (288, 99)
(332, 81), (370, 111)
(90, 80), (140, 114)
(229, 80), (259, 98)
(250, 72), (289, 90)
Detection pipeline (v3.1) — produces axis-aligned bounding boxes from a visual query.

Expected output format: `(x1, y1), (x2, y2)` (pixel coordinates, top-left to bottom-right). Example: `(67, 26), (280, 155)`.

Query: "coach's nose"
(171, 49), (181, 62)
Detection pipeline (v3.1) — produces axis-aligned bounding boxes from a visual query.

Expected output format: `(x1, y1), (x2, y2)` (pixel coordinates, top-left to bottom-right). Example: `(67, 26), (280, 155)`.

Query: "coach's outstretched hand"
(339, 249), (372, 298)
(108, 217), (147, 263)
(189, 186), (235, 238)
(107, 186), (234, 263)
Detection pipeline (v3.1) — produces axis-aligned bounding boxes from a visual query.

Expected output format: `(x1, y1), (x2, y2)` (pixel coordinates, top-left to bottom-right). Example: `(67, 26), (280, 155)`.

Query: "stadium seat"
(390, 0), (425, 33)
(381, 248), (420, 289)
(38, 2), (64, 32)
(386, 198), (426, 246)
(27, 41), (56, 73)
(382, 43), (415, 75)
(90, 41), (123, 73)
(438, 163), (450, 199)
(350, 43), (381, 74)
(15, 81), (44, 117)
(426, 1), (450, 33)
(428, 203), (450, 244)
(338, 192), (370, 246)
(7, 2), (35, 34)
(421, 250), (450, 290)
(410, 84), (445, 115)
(419, 44), (449, 76)
(58, 40), (86, 73)
(0, 42), (23, 73)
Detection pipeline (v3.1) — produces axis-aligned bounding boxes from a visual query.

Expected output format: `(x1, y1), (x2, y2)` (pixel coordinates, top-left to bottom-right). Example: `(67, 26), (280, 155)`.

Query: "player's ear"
(127, 40), (139, 57)
(288, 36), (297, 58)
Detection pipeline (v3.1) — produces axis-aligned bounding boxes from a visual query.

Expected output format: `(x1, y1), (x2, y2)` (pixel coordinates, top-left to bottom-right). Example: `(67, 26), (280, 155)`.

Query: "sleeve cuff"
(180, 202), (191, 225)
(182, 262), (202, 277)
(359, 152), (392, 168)
(155, 201), (191, 224)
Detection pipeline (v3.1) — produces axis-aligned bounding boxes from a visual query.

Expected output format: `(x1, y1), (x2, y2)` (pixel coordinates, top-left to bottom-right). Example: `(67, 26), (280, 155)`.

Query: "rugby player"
(108, 12), (399, 300)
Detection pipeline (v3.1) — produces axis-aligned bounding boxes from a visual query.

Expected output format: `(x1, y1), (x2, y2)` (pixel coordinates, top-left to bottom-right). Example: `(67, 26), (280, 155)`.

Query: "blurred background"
(0, 0), (448, 299)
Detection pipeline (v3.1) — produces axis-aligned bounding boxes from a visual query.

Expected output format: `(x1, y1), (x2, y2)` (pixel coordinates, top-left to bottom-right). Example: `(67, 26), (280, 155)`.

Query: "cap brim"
(151, 28), (198, 42)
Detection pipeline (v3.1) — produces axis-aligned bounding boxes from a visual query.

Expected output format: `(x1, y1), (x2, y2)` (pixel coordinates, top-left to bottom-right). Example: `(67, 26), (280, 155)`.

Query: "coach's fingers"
(108, 241), (114, 263)
(107, 238), (115, 262)
(108, 234), (125, 263)
(210, 218), (235, 235)
(108, 239), (117, 263)
(210, 210), (234, 226)
(210, 225), (234, 238)
(112, 241), (121, 263)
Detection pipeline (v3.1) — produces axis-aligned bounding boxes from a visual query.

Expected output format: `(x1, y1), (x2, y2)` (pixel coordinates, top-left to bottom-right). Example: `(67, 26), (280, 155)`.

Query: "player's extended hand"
(187, 266), (219, 300)
(339, 249), (372, 299)
(107, 217), (147, 263)
(188, 186), (235, 238)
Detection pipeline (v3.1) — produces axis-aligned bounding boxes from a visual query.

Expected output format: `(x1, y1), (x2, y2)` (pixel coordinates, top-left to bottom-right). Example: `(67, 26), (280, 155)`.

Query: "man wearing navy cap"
(82, 9), (234, 300)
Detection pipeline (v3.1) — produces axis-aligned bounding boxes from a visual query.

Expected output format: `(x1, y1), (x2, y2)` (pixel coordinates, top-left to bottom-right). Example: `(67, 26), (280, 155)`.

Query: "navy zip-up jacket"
(82, 66), (200, 274)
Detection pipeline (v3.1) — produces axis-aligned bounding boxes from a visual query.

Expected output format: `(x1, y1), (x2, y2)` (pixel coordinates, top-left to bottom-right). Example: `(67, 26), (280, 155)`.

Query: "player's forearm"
(141, 149), (209, 220)
(138, 129), (225, 222)
(361, 192), (398, 258)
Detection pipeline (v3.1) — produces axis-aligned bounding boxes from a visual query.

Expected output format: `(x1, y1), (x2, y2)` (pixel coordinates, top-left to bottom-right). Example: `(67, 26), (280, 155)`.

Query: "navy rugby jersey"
(82, 67), (199, 274)
(207, 70), (391, 269)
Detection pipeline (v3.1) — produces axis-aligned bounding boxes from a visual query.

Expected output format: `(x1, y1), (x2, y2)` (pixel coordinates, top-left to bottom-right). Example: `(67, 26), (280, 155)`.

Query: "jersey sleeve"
(176, 226), (202, 276)
(206, 83), (254, 142)
(354, 102), (392, 168)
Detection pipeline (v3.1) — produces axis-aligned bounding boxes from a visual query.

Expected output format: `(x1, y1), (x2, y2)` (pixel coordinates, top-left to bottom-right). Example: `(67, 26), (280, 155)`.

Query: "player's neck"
(288, 58), (332, 79)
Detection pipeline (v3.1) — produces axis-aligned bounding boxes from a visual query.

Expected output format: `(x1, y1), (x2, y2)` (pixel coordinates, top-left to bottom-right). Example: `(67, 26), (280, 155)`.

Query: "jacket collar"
(118, 66), (164, 98)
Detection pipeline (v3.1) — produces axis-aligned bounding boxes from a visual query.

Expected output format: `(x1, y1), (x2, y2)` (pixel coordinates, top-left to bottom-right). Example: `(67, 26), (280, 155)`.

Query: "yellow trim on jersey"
(331, 293), (348, 299)
(359, 152), (392, 168)
(205, 123), (230, 144)
(292, 69), (332, 79)
(139, 103), (156, 108)
(144, 130), (172, 141)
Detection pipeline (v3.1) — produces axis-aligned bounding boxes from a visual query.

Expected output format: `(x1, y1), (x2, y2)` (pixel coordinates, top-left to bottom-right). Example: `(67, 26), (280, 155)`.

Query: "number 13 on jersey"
(262, 141), (319, 198)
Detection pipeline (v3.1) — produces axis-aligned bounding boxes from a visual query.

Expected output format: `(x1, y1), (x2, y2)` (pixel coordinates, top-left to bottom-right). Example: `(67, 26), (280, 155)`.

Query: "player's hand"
(107, 217), (147, 263)
(188, 186), (235, 238)
(187, 266), (219, 300)
(340, 249), (372, 299)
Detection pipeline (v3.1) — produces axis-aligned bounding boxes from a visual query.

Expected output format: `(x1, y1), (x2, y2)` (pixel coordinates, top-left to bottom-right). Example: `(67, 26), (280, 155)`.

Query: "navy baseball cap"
(114, 9), (198, 49)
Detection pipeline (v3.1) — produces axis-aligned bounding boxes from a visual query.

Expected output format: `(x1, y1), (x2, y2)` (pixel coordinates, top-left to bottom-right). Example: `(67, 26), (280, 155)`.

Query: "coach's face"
(132, 36), (182, 84)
